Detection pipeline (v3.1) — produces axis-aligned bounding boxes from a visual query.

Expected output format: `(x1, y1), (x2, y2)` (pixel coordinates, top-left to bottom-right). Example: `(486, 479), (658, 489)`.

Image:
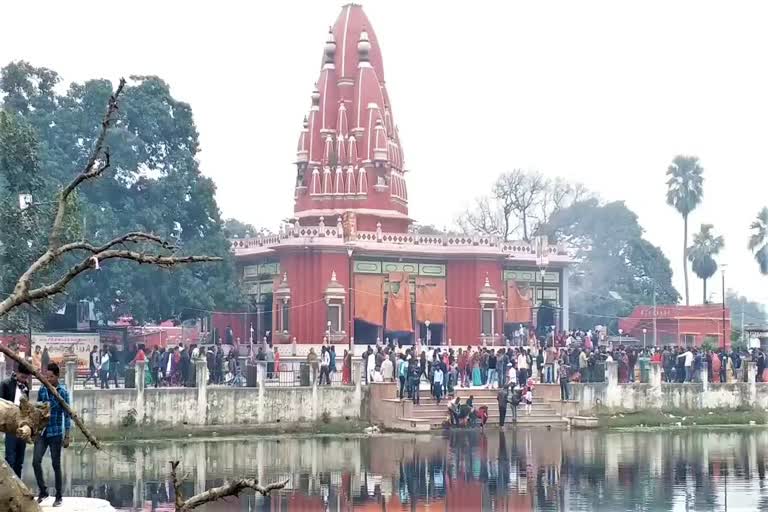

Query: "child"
(524, 386), (533, 415)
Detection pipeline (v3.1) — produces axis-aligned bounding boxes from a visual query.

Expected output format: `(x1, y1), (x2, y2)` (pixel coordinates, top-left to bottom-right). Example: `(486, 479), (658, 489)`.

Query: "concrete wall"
(569, 360), (768, 412)
(40, 359), (367, 429)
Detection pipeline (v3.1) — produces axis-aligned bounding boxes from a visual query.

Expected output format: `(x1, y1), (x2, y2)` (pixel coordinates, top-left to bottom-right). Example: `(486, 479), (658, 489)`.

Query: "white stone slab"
(40, 497), (115, 511)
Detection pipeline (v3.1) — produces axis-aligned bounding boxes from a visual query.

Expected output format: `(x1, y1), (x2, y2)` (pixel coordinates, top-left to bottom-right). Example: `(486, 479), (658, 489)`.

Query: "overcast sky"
(2, 0), (767, 309)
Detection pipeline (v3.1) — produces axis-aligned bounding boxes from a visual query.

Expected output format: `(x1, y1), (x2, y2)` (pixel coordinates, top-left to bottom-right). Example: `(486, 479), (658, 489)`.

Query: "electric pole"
(652, 285), (657, 347)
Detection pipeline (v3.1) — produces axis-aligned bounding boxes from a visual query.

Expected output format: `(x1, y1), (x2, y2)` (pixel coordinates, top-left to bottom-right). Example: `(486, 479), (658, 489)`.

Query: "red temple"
(619, 304), (732, 348)
(225, 4), (575, 347)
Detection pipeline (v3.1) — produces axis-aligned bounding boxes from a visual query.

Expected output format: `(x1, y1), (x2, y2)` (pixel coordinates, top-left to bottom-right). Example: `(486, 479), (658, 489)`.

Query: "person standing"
(109, 346), (120, 388)
(319, 346), (331, 385)
(341, 349), (352, 385)
(409, 359), (422, 405)
(32, 346), (43, 372)
(40, 347), (50, 373)
(558, 358), (570, 400)
(33, 363), (71, 507)
(486, 350), (498, 390)
(432, 364), (444, 405)
(381, 354), (394, 382)
(150, 346), (161, 388)
(306, 348), (319, 385)
(509, 386), (522, 424)
(397, 355), (408, 399)
(497, 384), (509, 427)
(1, 364), (31, 476)
(329, 346), (337, 383)
(85, 345), (100, 387)
(99, 347), (111, 389)
(524, 386), (533, 415)
(517, 349), (529, 387)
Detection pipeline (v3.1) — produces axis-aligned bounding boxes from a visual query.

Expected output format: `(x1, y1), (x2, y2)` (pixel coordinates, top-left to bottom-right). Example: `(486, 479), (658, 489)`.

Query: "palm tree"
(688, 224), (724, 303)
(748, 207), (768, 275)
(665, 155), (704, 305)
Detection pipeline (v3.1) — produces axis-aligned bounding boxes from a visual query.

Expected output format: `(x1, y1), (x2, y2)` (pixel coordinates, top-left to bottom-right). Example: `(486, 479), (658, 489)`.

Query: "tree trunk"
(0, 398), (49, 512)
(0, 461), (41, 512)
(0, 398), (50, 442)
(683, 214), (690, 305)
(703, 278), (707, 304)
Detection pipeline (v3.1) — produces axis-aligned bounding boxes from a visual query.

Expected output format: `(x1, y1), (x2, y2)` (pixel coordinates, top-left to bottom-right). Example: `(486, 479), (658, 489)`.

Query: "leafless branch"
(0, 345), (100, 450)
(170, 461), (288, 511)
(0, 249), (221, 317)
(50, 78), (126, 249)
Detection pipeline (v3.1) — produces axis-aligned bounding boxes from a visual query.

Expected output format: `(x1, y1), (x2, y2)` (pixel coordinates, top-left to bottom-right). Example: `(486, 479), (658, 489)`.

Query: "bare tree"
(459, 170), (592, 243)
(492, 170), (547, 241)
(535, 178), (591, 233)
(457, 196), (508, 239)
(0, 78), (286, 510)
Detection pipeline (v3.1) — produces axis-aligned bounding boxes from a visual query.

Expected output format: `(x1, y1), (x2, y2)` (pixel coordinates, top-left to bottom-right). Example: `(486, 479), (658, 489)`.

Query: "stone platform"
(40, 497), (115, 511)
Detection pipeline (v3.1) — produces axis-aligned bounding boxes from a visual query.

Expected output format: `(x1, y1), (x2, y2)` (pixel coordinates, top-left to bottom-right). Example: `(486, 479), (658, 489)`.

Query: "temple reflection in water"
(23, 430), (768, 511)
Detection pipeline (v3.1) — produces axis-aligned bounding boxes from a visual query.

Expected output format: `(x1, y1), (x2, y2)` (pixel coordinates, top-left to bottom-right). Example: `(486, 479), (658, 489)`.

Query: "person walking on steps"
(33, 363), (71, 508)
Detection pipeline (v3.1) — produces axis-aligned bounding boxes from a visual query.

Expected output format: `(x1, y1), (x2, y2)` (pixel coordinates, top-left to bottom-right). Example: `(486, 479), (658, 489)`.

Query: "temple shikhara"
(225, 4), (574, 346)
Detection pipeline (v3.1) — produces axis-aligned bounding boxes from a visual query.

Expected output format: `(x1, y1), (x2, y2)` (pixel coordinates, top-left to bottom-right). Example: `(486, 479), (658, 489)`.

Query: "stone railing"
(230, 221), (567, 258)
(230, 217), (344, 252)
(353, 230), (565, 255)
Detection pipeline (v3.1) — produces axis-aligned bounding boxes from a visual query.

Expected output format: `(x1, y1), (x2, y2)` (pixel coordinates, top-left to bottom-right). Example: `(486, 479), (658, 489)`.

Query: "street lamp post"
(721, 264), (728, 350)
(642, 328), (647, 351)
(618, 328), (623, 346)
(425, 320), (431, 346)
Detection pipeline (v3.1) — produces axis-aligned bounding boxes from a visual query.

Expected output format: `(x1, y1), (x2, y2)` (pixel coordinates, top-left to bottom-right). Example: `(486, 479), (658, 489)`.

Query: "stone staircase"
(396, 388), (568, 429)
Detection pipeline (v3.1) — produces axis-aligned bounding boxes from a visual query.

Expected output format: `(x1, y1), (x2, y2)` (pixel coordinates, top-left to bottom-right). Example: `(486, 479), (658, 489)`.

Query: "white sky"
(1, 0), (767, 306)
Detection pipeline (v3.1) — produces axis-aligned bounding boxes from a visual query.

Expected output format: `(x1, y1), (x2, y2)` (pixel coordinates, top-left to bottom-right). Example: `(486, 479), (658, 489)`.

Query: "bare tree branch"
(49, 78), (126, 249)
(0, 345), (100, 450)
(170, 461), (288, 511)
(0, 250), (221, 317)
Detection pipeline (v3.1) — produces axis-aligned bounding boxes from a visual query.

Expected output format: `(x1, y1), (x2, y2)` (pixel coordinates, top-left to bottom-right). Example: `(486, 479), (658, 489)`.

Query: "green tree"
(688, 223), (724, 303)
(0, 61), (245, 324)
(542, 199), (680, 331)
(748, 207), (768, 275)
(665, 155), (704, 306)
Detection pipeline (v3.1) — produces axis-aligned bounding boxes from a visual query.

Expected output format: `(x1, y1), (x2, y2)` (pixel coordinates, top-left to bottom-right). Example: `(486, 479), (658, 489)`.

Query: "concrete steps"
(401, 393), (566, 428)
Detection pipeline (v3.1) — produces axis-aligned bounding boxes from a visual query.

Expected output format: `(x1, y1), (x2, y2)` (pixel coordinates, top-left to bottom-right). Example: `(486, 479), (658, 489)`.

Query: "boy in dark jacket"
(0, 364), (32, 476)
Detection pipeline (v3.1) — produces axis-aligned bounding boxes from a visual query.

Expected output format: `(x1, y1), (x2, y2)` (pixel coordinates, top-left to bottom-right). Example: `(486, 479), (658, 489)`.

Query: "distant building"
(619, 304), (731, 348)
(224, 5), (575, 346)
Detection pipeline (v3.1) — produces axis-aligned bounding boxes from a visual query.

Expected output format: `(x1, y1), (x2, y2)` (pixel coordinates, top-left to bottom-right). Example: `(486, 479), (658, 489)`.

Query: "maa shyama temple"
(224, 4), (574, 347)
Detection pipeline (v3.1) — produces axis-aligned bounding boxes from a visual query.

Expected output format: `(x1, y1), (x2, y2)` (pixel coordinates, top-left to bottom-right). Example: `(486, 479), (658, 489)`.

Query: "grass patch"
(599, 408), (768, 429)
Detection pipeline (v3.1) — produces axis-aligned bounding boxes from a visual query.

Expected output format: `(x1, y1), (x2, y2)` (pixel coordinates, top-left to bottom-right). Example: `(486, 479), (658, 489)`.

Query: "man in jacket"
(0, 364), (31, 476)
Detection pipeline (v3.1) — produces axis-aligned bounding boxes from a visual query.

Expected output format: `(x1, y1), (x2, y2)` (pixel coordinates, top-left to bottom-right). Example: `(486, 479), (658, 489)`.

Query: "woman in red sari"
(711, 352), (721, 383)
(341, 349), (352, 385)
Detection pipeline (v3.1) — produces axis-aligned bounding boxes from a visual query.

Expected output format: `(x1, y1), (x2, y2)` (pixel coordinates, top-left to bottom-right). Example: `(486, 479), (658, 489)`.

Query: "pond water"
(19, 429), (768, 511)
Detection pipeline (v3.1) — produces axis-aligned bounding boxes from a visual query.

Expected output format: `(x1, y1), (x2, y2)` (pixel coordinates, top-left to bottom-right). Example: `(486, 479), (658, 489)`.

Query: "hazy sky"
(2, 0), (767, 308)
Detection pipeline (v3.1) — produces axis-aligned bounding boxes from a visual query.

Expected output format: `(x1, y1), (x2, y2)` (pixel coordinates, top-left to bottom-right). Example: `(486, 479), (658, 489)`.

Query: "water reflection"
(21, 430), (768, 511)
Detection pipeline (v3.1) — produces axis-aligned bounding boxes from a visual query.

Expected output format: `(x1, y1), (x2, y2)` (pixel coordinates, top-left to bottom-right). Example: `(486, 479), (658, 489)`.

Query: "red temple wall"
(281, 249), (350, 343)
(446, 259), (503, 344)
